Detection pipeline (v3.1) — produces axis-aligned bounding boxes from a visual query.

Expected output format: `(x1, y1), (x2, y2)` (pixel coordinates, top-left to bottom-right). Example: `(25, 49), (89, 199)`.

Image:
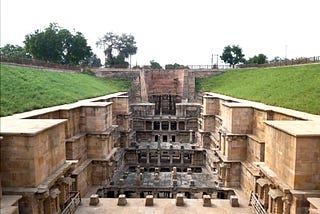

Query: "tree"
(247, 54), (268, 64)
(24, 23), (92, 65)
(96, 32), (137, 68)
(270, 56), (281, 63)
(165, 63), (188, 69)
(0, 44), (31, 58)
(150, 60), (162, 69)
(220, 45), (245, 68)
(81, 54), (102, 67)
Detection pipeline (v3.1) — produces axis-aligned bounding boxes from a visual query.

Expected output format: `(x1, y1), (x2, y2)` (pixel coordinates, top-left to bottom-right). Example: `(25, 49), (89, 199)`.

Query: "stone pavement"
(75, 197), (254, 214)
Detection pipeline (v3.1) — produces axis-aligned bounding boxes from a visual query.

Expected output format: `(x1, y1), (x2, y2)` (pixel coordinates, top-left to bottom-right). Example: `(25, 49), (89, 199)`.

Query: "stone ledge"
(86, 125), (118, 135)
(80, 102), (113, 107)
(205, 92), (320, 122)
(0, 119), (67, 136)
(1, 92), (127, 120)
(3, 163), (72, 195)
(215, 150), (243, 163)
(264, 120), (320, 137)
(258, 163), (291, 191)
(0, 195), (22, 208)
(241, 161), (260, 177)
(247, 134), (264, 144)
(307, 197), (320, 209)
(0, 206), (19, 214)
(72, 159), (92, 175)
(65, 132), (87, 142)
(38, 162), (72, 191)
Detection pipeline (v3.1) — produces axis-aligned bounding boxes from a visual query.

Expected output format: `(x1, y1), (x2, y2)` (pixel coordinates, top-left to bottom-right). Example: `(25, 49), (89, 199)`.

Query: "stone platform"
(101, 167), (218, 197)
(75, 197), (254, 214)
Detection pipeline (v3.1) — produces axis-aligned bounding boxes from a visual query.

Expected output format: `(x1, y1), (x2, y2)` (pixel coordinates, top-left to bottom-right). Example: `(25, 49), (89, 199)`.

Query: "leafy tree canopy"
(165, 63), (188, 70)
(96, 32), (137, 68)
(270, 56), (281, 63)
(246, 54), (268, 64)
(81, 54), (102, 67)
(24, 23), (93, 65)
(220, 45), (245, 68)
(0, 44), (31, 58)
(150, 60), (162, 69)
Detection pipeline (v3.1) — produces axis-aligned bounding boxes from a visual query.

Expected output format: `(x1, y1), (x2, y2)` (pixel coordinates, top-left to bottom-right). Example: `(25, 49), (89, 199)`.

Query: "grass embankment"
(198, 64), (320, 115)
(0, 64), (130, 117)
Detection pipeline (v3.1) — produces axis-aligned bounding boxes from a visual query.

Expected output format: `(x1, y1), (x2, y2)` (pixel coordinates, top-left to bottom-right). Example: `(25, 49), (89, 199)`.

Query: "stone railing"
(61, 191), (81, 214)
(249, 191), (267, 214)
(187, 64), (231, 70)
(239, 56), (320, 68)
(188, 56), (320, 70)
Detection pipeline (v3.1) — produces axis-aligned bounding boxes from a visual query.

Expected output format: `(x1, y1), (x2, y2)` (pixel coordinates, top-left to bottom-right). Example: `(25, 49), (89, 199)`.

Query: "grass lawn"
(0, 64), (130, 116)
(198, 64), (320, 115)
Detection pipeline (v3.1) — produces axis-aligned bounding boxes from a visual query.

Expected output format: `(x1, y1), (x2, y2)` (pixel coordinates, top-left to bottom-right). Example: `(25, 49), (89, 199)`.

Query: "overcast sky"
(1, 0), (319, 66)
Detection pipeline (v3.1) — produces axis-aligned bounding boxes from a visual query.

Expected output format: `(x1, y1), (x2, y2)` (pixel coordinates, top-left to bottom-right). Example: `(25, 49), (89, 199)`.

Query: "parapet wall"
(201, 92), (320, 213)
(95, 68), (223, 103)
(0, 92), (131, 214)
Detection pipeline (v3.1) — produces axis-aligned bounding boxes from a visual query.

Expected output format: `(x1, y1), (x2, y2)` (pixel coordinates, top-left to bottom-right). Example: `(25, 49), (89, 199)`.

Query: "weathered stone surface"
(176, 193), (184, 206)
(145, 195), (154, 206)
(202, 195), (211, 207)
(2, 69), (320, 214)
(230, 195), (239, 207)
(0, 121), (66, 187)
(117, 194), (127, 206)
(89, 194), (99, 206)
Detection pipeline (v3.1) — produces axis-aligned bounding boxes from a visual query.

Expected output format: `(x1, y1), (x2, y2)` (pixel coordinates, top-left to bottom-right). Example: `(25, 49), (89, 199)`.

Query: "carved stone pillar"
(36, 191), (49, 214)
(268, 196), (273, 214)
(50, 188), (61, 214)
(283, 193), (292, 214)
(189, 130), (193, 143)
(44, 198), (52, 214)
(263, 186), (269, 209)
(157, 153), (161, 165)
(224, 163), (231, 187)
(147, 152), (150, 164)
(219, 163), (226, 183)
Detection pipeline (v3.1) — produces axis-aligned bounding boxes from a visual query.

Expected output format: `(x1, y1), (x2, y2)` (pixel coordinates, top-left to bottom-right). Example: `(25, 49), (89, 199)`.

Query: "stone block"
(154, 172), (160, 180)
(172, 170), (177, 179)
(119, 178), (124, 185)
(172, 179), (178, 186)
(140, 167), (145, 173)
(145, 195), (154, 206)
(89, 194), (99, 206)
(117, 194), (127, 206)
(187, 168), (192, 174)
(230, 195), (239, 207)
(176, 193), (184, 206)
(203, 195), (212, 207)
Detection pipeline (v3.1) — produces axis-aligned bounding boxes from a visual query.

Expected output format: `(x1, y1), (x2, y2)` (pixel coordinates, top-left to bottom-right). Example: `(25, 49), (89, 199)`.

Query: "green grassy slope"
(0, 64), (130, 116)
(198, 64), (320, 115)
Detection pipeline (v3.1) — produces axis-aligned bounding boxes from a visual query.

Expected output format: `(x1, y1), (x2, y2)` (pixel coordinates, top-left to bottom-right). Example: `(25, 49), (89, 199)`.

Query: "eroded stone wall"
(0, 92), (130, 213)
(264, 124), (296, 188)
(202, 92), (320, 213)
(295, 136), (320, 189)
(1, 122), (66, 188)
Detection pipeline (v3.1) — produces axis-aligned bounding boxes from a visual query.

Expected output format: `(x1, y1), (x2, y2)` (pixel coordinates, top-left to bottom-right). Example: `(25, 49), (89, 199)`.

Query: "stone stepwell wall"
(95, 68), (224, 103)
(94, 68), (223, 81)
